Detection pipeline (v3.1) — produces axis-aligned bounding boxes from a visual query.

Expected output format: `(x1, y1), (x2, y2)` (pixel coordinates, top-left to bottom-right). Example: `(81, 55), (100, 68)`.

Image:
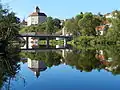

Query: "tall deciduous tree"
(53, 18), (61, 29)
(75, 12), (83, 24)
(46, 17), (55, 34)
(78, 12), (101, 36)
(65, 18), (79, 36)
(0, 3), (20, 41)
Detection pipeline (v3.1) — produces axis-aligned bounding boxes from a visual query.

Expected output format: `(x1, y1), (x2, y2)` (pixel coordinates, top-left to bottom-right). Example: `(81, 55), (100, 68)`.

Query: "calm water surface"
(1, 46), (120, 90)
(9, 63), (120, 90)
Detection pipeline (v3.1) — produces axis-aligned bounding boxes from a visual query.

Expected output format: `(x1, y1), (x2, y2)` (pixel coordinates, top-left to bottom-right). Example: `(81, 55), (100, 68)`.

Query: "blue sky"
(2, 0), (120, 20)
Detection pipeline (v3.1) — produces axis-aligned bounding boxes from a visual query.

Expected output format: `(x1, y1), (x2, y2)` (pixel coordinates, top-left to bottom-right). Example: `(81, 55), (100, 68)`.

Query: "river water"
(1, 46), (120, 90)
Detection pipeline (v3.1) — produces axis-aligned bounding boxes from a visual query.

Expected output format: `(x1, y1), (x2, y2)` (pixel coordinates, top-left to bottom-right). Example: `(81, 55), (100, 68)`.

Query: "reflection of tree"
(45, 52), (63, 67)
(65, 49), (101, 72)
(70, 46), (120, 75)
(0, 46), (20, 89)
(20, 46), (120, 75)
(20, 51), (62, 67)
(101, 46), (120, 75)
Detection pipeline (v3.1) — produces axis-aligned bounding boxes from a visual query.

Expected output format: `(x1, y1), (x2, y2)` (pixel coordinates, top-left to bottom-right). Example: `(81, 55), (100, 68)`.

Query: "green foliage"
(20, 51), (62, 67)
(20, 23), (46, 33)
(0, 4), (20, 41)
(105, 10), (120, 41)
(65, 12), (101, 36)
(75, 36), (94, 45)
(65, 18), (79, 35)
(65, 49), (100, 72)
(53, 18), (61, 28)
(75, 12), (83, 23)
(19, 45), (120, 75)
(78, 12), (101, 36)
(46, 17), (55, 34)
(46, 17), (61, 34)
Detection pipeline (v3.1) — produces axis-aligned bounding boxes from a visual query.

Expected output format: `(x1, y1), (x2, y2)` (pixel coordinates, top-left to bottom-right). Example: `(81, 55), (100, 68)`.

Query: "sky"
(2, 0), (120, 20)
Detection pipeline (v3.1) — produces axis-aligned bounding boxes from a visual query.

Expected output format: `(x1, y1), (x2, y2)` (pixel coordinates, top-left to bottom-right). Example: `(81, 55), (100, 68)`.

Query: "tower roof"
(36, 6), (40, 10)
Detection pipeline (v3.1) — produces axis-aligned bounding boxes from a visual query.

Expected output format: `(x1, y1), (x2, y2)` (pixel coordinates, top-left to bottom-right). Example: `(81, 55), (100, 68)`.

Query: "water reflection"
(20, 51), (63, 67)
(19, 47), (120, 75)
(95, 48), (120, 75)
(20, 45), (120, 75)
(65, 49), (100, 72)
(28, 58), (47, 78)
(64, 46), (120, 75)
(0, 46), (20, 90)
(1, 45), (120, 90)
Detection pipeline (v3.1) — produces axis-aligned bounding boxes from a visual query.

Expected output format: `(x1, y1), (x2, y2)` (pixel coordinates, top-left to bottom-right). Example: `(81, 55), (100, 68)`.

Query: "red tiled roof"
(98, 55), (105, 60)
(95, 25), (106, 31)
(96, 54), (110, 66)
(29, 12), (47, 17)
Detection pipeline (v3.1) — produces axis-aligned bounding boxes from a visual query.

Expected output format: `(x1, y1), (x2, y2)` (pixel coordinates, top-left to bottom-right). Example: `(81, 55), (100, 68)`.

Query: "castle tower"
(36, 6), (40, 13)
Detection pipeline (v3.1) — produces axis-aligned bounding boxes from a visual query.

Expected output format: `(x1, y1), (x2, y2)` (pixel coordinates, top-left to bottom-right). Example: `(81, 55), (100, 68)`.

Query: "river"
(0, 45), (120, 90)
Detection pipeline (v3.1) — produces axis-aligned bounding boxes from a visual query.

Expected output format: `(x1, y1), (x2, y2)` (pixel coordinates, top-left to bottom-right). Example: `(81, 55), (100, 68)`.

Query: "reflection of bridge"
(19, 33), (72, 38)
(20, 47), (71, 52)
(18, 32), (72, 49)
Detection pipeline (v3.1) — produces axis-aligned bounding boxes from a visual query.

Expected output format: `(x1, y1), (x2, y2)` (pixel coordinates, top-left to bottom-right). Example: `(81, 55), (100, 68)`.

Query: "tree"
(65, 18), (79, 36)
(65, 13), (84, 36)
(75, 12), (83, 23)
(46, 17), (55, 34)
(78, 12), (101, 36)
(0, 4), (20, 41)
(53, 18), (61, 29)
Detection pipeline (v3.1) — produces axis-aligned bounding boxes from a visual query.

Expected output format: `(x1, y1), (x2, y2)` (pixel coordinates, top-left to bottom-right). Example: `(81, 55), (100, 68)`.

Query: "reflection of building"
(96, 50), (104, 60)
(28, 58), (47, 78)
(95, 50), (118, 71)
(59, 49), (73, 65)
(96, 50), (110, 66)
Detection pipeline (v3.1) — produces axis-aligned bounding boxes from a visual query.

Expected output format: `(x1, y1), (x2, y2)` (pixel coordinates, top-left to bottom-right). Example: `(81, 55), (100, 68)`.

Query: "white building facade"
(27, 6), (47, 26)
